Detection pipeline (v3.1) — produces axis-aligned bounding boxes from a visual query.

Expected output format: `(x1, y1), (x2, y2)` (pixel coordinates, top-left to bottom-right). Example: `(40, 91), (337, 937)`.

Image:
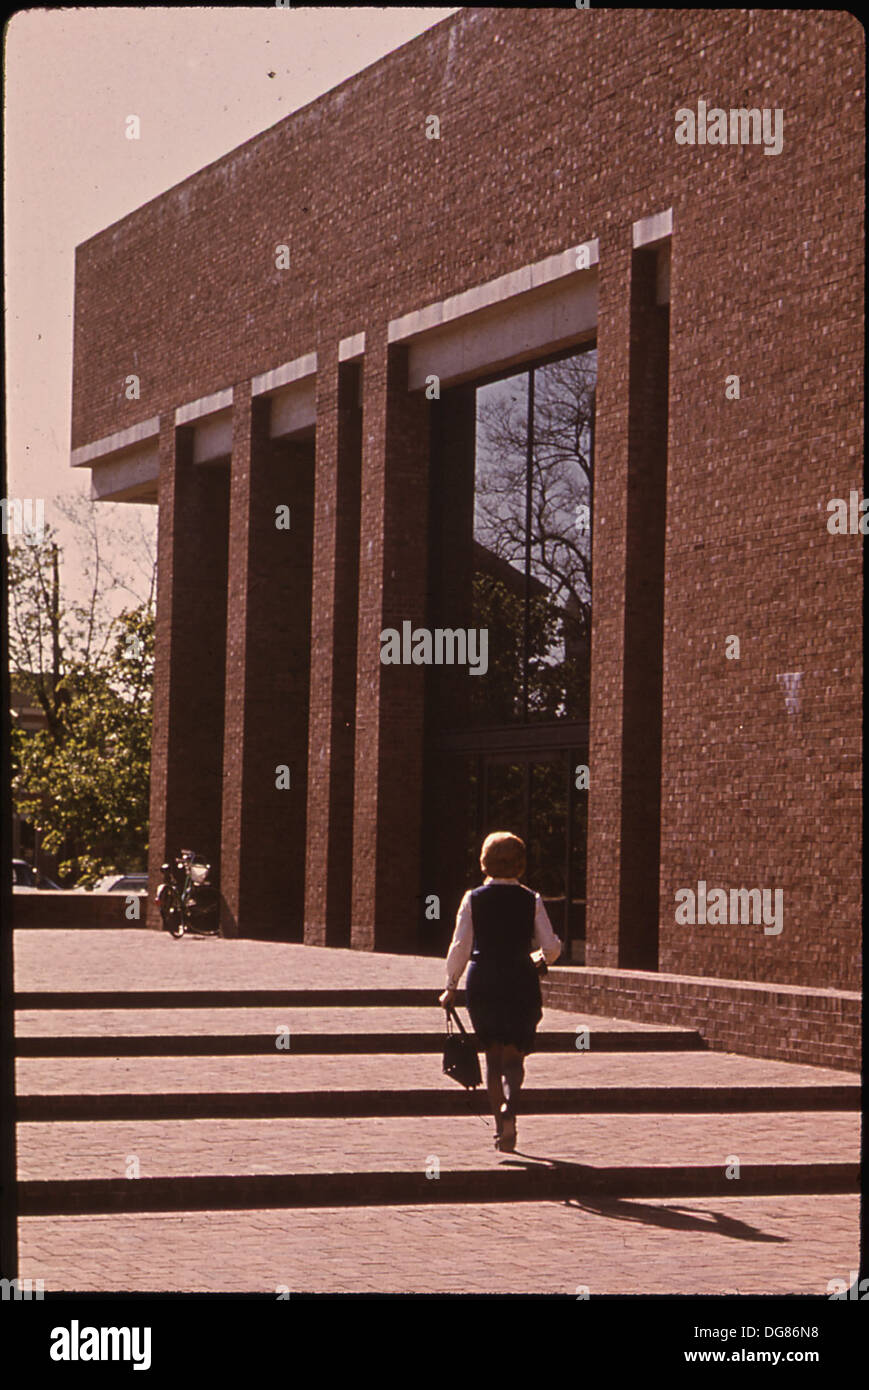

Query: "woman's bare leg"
(501, 1044), (526, 1113)
(495, 1044), (525, 1151)
(485, 1045), (506, 1122)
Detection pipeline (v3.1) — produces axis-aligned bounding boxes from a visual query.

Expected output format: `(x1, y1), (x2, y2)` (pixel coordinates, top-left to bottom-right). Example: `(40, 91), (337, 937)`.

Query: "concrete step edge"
(16, 1085), (860, 1121)
(14, 990), (461, 1009)
(18, 1162), (860, 1215)
(14, 1032), (707, 1056)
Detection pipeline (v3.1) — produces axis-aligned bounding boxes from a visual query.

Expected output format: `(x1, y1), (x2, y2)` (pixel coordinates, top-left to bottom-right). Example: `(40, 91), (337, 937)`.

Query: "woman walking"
(439, 831), (562, 1151)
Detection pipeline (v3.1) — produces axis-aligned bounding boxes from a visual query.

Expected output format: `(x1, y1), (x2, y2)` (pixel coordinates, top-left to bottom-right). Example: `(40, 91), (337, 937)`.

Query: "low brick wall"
(12, 891), (149, 929)
(542, 967), (861, 1073)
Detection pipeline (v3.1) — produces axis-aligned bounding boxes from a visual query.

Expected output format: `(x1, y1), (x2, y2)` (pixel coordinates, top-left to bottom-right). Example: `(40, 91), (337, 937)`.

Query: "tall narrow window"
(471, 346), (596, 725)
(423, 341), (596, 962)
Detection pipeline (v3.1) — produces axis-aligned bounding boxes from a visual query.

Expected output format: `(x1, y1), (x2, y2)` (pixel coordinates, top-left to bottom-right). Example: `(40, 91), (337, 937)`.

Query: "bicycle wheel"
(160, 887), (185, 938)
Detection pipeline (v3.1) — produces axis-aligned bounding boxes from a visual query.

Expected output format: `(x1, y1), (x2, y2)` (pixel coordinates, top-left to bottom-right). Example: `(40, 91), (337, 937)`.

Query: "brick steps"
(17, 1082), (859, 1121)
(14, 1045), (856, 1091)
(17, 1113), (859, 1177)
(14, 988), (455, 1009)
(14, 935), (861, 1293)
(17, 1160), (859, 1216)
(14, 1029), (706, 1056)
(16, 977), (859, 1231)
(13, 1003), (690, 1036)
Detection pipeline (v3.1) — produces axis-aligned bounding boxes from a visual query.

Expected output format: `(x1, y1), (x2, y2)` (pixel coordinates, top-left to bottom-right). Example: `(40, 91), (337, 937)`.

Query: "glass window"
(469, 346), (596, 726)
(424, 345), (595, 960)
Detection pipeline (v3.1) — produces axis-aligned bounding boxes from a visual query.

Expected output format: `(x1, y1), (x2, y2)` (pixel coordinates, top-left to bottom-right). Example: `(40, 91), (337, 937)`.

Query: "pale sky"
(3, 5), (459, 604)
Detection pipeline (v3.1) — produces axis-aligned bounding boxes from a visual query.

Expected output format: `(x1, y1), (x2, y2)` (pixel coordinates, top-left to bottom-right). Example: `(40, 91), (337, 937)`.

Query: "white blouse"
(444, 877), (563, 989)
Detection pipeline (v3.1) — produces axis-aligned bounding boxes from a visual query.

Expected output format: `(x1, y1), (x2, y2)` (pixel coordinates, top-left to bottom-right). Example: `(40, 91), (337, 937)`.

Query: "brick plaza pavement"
(20, 1198), (860, 1296)
(12, 930), (861, 1295)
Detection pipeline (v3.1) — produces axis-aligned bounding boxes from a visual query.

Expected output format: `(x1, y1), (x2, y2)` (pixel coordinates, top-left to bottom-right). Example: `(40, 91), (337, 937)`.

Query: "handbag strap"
(445, 1003), (470, 1037)
(444, 1006), (488, 1125)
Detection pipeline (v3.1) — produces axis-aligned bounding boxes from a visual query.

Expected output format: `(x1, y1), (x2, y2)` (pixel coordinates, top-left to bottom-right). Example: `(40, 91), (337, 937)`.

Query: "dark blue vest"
(469, 883), (536, 965)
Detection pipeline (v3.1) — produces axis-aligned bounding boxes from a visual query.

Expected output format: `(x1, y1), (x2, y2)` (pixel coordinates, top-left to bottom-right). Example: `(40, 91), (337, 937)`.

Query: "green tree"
(9, 521), (155, 886)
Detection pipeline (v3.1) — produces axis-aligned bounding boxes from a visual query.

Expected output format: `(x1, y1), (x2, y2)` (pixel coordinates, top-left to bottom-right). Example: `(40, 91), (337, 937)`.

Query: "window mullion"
(522, 368), (534, 722)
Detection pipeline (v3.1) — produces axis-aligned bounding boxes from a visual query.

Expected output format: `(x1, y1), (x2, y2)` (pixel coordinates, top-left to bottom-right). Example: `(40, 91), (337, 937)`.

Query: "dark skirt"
(465, 958), (543, 1053)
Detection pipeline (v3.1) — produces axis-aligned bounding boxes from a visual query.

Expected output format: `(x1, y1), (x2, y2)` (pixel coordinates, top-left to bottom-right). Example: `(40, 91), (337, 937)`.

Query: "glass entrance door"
(420, 740), (587, 963)
(481, 751), (586, 962)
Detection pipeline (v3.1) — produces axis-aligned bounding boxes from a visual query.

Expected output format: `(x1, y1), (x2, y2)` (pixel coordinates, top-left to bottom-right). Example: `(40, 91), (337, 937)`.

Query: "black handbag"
(442, 1004), (482, 1089)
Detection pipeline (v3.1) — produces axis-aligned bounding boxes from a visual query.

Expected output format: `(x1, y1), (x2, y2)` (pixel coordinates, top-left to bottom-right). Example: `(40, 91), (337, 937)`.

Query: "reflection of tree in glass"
(471, 572), (562, 722)
(474, 351), (596, 720)
(529, 760), (568, 899)
(483, 762), (525, 844)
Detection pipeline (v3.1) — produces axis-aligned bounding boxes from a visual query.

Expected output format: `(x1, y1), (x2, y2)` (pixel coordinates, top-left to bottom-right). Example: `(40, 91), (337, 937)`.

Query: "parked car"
(92, 872), (149, 893)
(12, 858), (62, 891)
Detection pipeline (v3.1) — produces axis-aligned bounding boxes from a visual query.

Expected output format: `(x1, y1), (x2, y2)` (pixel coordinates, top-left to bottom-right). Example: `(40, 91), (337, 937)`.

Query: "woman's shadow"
(498, 1151), (789, 1244)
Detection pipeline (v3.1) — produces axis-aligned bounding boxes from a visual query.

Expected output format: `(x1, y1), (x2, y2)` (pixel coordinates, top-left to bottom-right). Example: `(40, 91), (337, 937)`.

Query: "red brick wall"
(147, 422), (229, 928)
(659, 15), (863, 991)
(304, 356), (361, 947)
(543, 969), (861, 1073)
(351, 341), (430, 951)
(221, 389), (314, 939)
(12, 893), (148, 930)
(74, 9), (863, 990)
(585, 225), (632, 972)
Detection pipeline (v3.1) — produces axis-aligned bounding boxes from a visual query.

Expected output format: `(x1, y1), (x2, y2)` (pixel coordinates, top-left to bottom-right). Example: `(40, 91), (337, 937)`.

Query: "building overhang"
(253, 352), (317, 440)
(389, 241), (600, 390)
(71, 416), (160, 503)
(70, 215), (671, 500)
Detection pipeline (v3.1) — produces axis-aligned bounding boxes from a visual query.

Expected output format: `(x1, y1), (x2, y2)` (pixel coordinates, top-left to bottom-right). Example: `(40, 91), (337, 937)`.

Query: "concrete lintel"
(70, 416), (159, 468)
(270, 377), (317, 438)
(192, 410), (232, 463)
(407, 276), (598, 391)
(389, 241), (600, 344)
(252, 352), (318, 397)
(339, 332), (366, 361)
(89, 444), (159, 502)
(175, 387), (234, 426)
(632, 208), (673, 248)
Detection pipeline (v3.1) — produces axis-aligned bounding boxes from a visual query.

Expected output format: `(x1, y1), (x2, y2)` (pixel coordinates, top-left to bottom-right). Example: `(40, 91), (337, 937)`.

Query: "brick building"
(69, 9), (862, 1066)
